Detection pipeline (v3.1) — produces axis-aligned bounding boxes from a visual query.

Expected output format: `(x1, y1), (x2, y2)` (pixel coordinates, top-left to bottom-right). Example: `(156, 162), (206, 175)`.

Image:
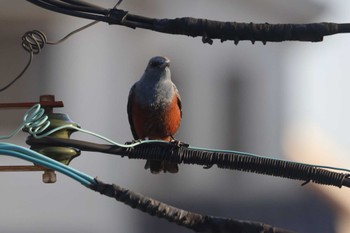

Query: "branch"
(91, 179), (295, 233)
(26, 0), (350, 44)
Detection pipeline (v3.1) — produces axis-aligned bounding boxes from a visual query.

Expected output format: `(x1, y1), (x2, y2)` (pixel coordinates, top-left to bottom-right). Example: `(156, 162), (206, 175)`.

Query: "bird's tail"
(144, 160), (178, 174)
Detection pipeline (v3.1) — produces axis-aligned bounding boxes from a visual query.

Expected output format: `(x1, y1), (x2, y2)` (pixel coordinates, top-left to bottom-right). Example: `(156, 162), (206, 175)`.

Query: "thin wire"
(0, 104), (49, 140)
(47, 20), (99, 45)
(0, 53), (33, 92)
(1, 0), (124, 92)
(113, 0), (124, 9)
(0, 104), (166, 149)
(32, 123), (167, 148)
(0, 20), (99, 92)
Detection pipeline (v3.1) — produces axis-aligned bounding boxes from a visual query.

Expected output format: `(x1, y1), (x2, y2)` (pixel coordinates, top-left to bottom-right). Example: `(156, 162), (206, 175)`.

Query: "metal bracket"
(0, 95), (63, 183)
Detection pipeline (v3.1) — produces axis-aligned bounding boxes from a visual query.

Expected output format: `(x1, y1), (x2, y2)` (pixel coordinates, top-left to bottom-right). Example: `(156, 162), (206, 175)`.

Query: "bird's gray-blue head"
(144, 56), (171, 81)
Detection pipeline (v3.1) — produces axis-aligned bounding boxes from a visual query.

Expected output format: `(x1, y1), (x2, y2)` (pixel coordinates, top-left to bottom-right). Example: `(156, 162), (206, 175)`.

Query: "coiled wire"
(0, 104), (50, 140)
(0, 21), (99, 92)
(23, 104), (50, 137)
(22, 30), (47, 54)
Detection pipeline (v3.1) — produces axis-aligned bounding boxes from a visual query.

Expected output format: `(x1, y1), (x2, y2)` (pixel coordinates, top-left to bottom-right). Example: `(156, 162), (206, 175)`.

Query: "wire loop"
(21, 30), (48, 54)
(1, 19), (98, 92)
(23, 104), (50, 137)
(0, 104), (50, 139)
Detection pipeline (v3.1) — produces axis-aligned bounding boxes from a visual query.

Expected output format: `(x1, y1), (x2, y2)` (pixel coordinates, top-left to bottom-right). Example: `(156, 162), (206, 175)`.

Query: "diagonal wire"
(0, 142), (95, 186)
(0, 0), (116, 92)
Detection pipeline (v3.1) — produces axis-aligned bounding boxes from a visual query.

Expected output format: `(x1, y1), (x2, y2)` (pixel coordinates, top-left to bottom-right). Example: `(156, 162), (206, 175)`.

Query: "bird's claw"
(125, 139), (143, 145)
(203, 164), (214, 169)
(170, 138), (189, 148)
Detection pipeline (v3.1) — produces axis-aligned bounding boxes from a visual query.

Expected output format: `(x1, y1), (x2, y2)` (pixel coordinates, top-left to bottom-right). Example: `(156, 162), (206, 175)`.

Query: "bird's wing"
(173, 83), (182, 118)
(127, 83), (139, 139)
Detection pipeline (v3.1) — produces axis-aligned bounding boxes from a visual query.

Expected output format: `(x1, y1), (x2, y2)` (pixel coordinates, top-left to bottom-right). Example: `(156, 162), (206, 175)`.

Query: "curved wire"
(0, 104), (166, 149)
(0, 20), (99, 92)
(47, 20), (99, 45)
(23, 104), (50, 136)
(31, 122), (168, 148)
(0, 53), (33, 92)
(22, 30), (48, 54)
(0, 142), (95, 186)
(0, 104), (50, 140)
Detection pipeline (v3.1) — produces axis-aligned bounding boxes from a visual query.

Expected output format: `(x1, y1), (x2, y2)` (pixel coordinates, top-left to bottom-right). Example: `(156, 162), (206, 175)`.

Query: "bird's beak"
(162, 57), (170, 68)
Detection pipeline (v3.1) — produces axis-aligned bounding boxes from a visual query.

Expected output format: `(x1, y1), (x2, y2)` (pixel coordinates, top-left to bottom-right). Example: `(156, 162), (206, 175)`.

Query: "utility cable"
(3, 104), (350, 189)
(0, 142), (95, 186)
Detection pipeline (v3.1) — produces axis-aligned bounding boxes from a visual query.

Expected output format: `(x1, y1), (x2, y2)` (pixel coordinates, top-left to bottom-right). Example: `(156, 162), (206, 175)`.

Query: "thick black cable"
(59, 0), (104, 9)
(26, 0), (108, 21)
(26, 0), (350, 45)
(26, 136), (350, 189)
(40, 0), (106, 14)
(91, 178), (296, 233)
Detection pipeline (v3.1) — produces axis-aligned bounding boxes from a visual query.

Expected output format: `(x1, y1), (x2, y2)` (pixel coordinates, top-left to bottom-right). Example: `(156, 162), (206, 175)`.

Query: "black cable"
(26, 136), (350, 189)
(26, 0), (109, 21)
(59, 0), (104, 9)
(26, 0), (350, 45)
(91, 178), (296, 233)
(40, 0), (107, 15)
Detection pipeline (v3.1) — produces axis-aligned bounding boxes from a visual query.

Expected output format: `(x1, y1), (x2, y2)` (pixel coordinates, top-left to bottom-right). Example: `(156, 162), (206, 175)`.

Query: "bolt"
(42, 170), (57, 183)
(40, 95), (55, 114)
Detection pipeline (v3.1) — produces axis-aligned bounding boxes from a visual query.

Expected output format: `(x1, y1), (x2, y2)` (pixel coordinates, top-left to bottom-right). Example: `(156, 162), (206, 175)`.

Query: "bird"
(127, 56), (182, 174)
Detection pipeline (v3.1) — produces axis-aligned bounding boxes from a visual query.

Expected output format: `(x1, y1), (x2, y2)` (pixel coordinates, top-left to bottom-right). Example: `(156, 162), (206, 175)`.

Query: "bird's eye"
(150, 61), (159, 67)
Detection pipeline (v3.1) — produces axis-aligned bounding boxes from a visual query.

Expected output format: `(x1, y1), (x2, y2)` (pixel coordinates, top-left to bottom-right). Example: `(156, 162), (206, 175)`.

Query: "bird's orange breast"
(131, 95), (181, 141)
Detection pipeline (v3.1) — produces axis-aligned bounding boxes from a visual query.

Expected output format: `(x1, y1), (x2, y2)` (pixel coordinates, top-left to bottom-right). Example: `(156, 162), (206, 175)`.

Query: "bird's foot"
(125, 139), (143, 145)
(169, 137), (189, 148)
(203, 164), (214, 169)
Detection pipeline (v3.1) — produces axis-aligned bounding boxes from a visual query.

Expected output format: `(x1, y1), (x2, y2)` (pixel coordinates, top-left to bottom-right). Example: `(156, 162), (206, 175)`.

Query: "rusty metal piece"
(0, 165), (56, 183)
(39, 95), (62, 114)
(0, 94), (63, 110)
(0, 165), (47, 172)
